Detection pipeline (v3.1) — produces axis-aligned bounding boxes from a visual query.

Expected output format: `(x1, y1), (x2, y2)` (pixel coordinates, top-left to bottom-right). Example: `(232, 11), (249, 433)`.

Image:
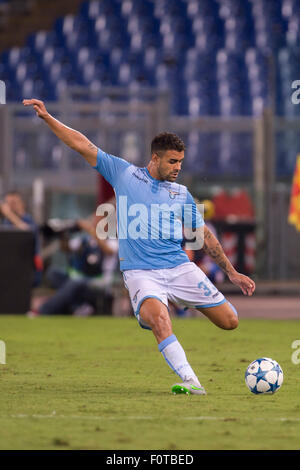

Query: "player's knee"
(147, 308), (170, 335)
(225, 303), (239, 330)
(140, 299), (170, 332)
(225, 314), (239, 330)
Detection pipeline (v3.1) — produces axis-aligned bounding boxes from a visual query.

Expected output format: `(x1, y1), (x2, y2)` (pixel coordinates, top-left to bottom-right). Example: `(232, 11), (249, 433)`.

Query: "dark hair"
(151, 132), (185, 155)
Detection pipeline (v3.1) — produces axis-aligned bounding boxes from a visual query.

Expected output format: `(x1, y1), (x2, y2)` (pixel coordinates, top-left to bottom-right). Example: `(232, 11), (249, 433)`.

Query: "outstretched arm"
(23, 99), (97, 167)
(203, 224), (256, 296)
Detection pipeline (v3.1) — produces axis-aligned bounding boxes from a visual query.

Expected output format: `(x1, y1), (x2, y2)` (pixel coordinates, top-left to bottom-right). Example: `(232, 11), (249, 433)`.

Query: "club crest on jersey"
(168, 189), (180, 199)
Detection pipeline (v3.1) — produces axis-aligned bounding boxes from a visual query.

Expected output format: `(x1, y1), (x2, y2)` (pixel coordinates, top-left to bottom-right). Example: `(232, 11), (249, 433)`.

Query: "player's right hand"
(23, 98), (48, 119)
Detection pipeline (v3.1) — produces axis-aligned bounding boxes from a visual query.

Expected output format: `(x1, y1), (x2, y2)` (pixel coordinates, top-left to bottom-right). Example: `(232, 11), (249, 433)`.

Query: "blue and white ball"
(245, 357), (283, 394)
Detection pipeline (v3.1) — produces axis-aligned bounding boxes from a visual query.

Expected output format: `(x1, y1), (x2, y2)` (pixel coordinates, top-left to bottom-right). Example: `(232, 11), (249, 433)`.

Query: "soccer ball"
(245, 357), (283, 394)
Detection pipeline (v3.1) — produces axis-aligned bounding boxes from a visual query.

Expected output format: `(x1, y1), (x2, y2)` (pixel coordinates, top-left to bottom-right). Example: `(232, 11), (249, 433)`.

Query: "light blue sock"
(158, 334), (201, 385)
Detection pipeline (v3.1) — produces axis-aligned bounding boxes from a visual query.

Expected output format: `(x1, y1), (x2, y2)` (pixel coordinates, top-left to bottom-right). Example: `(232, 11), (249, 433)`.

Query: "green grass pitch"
(0, 314), (299, 450)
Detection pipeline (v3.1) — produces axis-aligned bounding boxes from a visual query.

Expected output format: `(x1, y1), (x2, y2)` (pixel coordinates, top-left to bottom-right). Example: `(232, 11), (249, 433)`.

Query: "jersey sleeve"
(93, 147), (131, 187)
(183, 190), (205, 228)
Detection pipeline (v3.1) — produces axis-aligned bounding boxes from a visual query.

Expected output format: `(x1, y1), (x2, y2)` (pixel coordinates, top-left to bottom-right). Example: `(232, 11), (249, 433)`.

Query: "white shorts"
(122, 262), (226, 330)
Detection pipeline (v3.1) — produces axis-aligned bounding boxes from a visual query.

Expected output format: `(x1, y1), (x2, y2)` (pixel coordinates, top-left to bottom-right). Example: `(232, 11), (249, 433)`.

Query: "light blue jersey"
(93, 148), (204, 271)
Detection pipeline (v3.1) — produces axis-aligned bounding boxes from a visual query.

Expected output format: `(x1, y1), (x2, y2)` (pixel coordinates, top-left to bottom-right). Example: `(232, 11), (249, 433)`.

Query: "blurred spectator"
(212, 188), (255, 222)
(28, 214), (118, 317)
(0, 190), (43, 286)
(212, 189), (256, 274)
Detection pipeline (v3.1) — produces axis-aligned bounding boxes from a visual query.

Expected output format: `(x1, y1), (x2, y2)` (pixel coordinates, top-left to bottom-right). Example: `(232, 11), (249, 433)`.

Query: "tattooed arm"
(23, 99), (97, 166)
(203, 224), (256, 296)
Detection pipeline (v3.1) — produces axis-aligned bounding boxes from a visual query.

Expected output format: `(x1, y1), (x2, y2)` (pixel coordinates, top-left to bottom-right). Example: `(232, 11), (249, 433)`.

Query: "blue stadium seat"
(80, 0), (120, 18)
(282, 0), (300, 19)
(129, 31), (162, 52)
(1, 0), (300, 127)
(15, 61), (38, 83)
(153, 0), (187, 19)
(187, 96), (212, 116)
(6, 46), (32, 68)
(276, 129), (300, 175)
(3, 0), (300, 179)
(26, 30), (62, 53)
(244, 48), (270, 112)
(286, 16), (300, 46)
(65, 30), (93, 52)
(186, 0), (219, 18)
(94, 13), (123, 34)
(21, 77), (49, 100)
(250, 0), (287, 51)
(41, 47), (68, 70)
(185, 130), (221, 175)
(125, 13), (161, 51)
(191, 13), (224, 51)
(184, 50), (215, 79)
(126, 14), (159, 35)
(224, 17), (254, 51)
(120, 0), (154, 18)
(55, 14), (85, 37)
(159, 15), (194, 53)
(78, 60), (109, 86)
(219, 132), (253, 175)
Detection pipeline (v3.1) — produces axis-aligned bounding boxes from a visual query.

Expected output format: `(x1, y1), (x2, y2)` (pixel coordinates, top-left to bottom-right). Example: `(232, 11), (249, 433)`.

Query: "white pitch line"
(184, 416), (300, 422)
(5, 414), (300, 423)
(9, 414), (154, 421)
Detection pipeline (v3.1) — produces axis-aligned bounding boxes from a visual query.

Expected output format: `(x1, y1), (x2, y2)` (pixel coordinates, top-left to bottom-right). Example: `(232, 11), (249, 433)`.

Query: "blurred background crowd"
(0, 0), (300, 316)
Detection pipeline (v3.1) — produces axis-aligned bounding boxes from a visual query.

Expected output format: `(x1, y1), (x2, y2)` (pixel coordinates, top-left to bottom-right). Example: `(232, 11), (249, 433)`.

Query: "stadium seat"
(186, 0), (219, 18)
(80, 0), (120, 19)
(0, 0), (300, 127)
(41, 46), (66, 69)
(250, 0), (287, 51)
(26, 30), (61, 53)
(185, 130), (221, 175)
(2, 0), (300, 180)
(219, 132), (253, 175)
(153, 0), (187, 19)
(120, 0), (154, 18)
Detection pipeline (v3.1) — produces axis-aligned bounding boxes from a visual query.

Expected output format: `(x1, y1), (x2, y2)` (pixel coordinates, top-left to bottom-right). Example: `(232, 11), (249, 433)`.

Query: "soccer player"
(23, 99), (256, 395)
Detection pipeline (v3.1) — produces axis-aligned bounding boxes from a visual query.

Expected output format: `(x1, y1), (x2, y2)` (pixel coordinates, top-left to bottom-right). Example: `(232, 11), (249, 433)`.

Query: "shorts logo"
(132, 289), (140, 304)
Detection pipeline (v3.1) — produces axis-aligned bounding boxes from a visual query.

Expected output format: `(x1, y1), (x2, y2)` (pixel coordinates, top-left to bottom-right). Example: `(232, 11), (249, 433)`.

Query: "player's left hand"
(228, 271), (256, 296)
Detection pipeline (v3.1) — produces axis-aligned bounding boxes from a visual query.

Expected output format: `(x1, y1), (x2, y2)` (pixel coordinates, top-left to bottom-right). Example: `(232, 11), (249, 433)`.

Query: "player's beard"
(165, 171), (179, 182)
(158, 166), (179, 182)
